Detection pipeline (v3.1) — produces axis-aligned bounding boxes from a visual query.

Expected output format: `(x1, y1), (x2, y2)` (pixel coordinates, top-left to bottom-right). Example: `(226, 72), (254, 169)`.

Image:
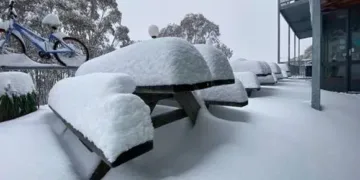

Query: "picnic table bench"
(49, 37), (250, 180)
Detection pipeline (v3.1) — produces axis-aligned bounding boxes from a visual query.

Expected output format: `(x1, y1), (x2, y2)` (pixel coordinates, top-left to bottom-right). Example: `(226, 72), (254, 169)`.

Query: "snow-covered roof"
(0, 71), (35, 96)
(48, 73), (154, 163)
(267, 62), (282, 74)
(198, 78), (248, 104)
(234, 72), (260, 89)
(194, 44), (234, 81)
(76, 37), (212, 87)
(229, 59), (266, 75)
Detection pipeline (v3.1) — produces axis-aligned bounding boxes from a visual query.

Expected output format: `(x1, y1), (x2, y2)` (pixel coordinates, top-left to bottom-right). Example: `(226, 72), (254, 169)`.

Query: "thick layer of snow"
(272, 73), (278, 83)
(42, 14), (61, 27)
(267, 62), (282, 74)
(3, 80), (360, 179)
(76, 37), (212, 86)
(0, 71), (35, 96)
(0, 54), (60, 67)
(198, 78), (248, 104)
(258, 74), (276, 84)
(48, 73), (154, 162)
(0, 122), (78, 180)
(234, 72), (260, 89)
(282, 70), (289, 78)
(229, 59), (266, 75)
(258, 61), (272, 74)
(194, 44), (234, 81)
(279, 63), (290, 72)
(275, 73), (283, 80)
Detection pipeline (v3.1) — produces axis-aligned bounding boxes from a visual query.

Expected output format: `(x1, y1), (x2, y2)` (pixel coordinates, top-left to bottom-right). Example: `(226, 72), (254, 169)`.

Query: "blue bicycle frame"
(0, 18), (75, 54)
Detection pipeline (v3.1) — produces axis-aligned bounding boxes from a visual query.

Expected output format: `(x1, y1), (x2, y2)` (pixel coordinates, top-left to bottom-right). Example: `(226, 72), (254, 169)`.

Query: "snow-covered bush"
(0, 72), (38, 122)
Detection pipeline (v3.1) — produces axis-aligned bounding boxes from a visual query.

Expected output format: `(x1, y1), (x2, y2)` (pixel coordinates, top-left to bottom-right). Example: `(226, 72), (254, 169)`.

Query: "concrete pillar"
(311, 0), (322, 110)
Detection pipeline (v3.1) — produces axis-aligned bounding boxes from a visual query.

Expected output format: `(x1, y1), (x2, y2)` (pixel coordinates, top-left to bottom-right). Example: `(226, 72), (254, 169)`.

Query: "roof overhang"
(280, 0), (312, 39)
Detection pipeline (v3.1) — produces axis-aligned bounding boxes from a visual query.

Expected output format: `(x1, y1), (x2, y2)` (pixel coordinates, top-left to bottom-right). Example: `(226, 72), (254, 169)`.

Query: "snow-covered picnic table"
(48, 37), (245, 179)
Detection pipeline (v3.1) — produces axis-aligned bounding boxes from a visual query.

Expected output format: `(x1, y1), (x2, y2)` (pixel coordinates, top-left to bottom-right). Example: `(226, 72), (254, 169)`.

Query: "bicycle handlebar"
(7, 0), (17, 19)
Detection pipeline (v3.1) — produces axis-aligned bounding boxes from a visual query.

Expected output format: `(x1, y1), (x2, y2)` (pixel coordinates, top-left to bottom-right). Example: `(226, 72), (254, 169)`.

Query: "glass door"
(323, 10), (349, 92)
(349, 6), (360, 91)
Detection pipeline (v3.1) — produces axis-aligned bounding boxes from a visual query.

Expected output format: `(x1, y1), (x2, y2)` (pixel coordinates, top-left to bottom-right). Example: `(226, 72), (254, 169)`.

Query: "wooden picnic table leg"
(90, 161), (111, 180)
(173, 91), (201, 125)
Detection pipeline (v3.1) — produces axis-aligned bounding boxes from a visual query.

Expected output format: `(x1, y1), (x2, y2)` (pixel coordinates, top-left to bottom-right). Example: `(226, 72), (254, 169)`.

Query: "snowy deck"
(1, 79), (360, 180)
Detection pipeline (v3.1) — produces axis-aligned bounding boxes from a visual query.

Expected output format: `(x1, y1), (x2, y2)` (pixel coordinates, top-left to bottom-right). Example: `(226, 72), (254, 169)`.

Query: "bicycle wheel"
(0, 28), (26, 54)
(53, 37), (89, 66)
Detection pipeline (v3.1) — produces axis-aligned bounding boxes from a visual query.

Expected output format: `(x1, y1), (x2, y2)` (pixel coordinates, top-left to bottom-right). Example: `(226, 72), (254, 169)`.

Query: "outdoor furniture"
(258, 61), (277, 85)
(279, 63), (291, 77)
(230, 58), (270, 77)
(267, 62), (284, 80)
(76, 37), (214, 127)
(233, 72), (261, 97)
(48, 73), (154, 180)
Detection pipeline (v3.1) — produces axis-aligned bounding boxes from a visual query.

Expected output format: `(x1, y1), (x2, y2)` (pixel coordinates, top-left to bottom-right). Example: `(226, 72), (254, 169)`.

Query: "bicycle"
(0, 0), (89, 66)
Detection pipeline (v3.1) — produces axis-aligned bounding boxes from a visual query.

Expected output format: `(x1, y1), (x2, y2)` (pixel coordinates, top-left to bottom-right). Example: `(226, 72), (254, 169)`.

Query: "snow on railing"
(1, 67), (76, 105)
(280, 0), (301, 6)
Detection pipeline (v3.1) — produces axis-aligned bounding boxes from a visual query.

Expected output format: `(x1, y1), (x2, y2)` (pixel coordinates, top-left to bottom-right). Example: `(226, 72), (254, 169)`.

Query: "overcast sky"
(117, 0), (312, 62)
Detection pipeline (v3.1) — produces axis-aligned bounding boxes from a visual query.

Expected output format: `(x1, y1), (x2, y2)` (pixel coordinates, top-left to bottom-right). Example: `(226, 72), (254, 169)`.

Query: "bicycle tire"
(53, 37), (89, 66)
(0, 28), (26, 54)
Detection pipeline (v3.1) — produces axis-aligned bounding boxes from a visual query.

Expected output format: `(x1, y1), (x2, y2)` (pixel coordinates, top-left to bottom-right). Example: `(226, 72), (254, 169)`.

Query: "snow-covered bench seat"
(258, 61), (277, 85)
(48, 73), (154, 180)
(0, 123), (78, 180)
(76, 37), (214, 126)
(198, 78), (248, 107)
(193, 44), (248, 107)
(267, 62), (283, 80)
(234, 72), (261, 97)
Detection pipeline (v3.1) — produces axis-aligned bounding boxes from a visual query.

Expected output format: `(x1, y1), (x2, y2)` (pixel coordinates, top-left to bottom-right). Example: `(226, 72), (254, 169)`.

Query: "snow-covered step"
(48, 73), (154, 179)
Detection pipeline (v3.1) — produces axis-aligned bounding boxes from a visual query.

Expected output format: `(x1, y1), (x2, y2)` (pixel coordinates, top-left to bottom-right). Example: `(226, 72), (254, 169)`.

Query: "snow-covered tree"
(159, 13), (233, 59)
(0, 0), (131, 58)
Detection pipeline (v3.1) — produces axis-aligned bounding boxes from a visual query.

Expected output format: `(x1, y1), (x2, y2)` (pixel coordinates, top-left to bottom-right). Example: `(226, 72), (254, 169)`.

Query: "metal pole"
(277, 0), (281, 64)
(298, 38), (301, 58)
(288, 26), (291, 63)
(294, 33), (296, 60)
(311, 0), (322, 110)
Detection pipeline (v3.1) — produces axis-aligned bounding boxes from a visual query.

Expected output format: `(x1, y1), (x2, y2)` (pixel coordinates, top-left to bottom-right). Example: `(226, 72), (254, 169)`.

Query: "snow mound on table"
(234, 72), (260, 89)
(281, 70), (289, 78)
(76, 37), (212, 86)
(267, 62), (282, 74)
(258, 61), (272, 75)
(272, 73), (278, 83)
(278, 63), (290, 72)
(194, 44), (234, 81)
(229, 59), (266, 75)
(0, 71), (35, 96)
(48, 73), (153, 163)
(42, 14), (61, 27)
(0, 123), (78, 180)
(198, 78), (248, 103)
(0, 54), (60, 67)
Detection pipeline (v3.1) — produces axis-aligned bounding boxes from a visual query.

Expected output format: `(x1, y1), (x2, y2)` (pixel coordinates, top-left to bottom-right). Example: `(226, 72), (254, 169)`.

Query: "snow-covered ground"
(1, 79), (360, 180)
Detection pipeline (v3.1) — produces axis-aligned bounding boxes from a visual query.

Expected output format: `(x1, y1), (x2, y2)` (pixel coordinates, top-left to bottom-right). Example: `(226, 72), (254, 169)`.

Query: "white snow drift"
(76, 37), (212, 86)
(198, 78), (248, 104)
(48, 73), (154, 162)
(0, 54), (61, 67)
(0, 71), (35, 96)
(0, 123), (79, 180)
(194, 44), (234, 81)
